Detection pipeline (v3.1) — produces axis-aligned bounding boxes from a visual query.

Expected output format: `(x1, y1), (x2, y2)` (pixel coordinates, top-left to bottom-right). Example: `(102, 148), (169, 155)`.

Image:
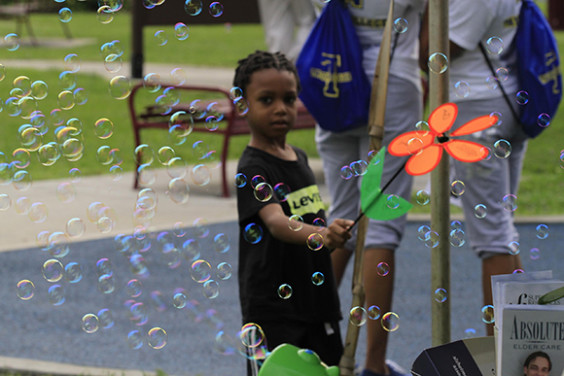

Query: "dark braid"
(233, 50), (301, 97)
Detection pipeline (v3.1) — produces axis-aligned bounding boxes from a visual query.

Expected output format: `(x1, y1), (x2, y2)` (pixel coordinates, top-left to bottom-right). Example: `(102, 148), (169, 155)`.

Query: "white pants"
(257, 0), (316, 61)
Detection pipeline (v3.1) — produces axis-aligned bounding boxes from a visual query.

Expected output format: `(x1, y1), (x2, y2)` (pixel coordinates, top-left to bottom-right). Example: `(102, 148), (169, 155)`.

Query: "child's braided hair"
(233, 50), (301, 98)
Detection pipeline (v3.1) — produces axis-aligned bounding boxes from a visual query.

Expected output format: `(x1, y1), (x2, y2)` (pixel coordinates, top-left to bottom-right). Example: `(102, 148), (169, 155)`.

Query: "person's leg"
(331, 247), (353, 286)
(287, 0), (316, 61)
(362, 247), (395, 374)
(257, 0), (292, 55)
(451, 98), (527, 336)
(481, 253), (523, 335)
(316, 126), (367, 286)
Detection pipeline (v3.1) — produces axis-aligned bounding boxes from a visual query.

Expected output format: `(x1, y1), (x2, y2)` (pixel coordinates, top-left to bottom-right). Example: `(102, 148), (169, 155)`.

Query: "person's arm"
(418, 3), (465, 73)
(258, 203), (352, 250)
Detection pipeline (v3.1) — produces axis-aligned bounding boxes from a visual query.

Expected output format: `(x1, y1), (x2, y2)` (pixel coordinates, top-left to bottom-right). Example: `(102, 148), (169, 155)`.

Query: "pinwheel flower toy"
(388, 102), (496, 176)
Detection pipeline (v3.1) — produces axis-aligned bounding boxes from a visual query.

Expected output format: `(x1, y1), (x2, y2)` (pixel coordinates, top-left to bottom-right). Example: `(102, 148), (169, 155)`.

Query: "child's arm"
(258, 203), (353, 250)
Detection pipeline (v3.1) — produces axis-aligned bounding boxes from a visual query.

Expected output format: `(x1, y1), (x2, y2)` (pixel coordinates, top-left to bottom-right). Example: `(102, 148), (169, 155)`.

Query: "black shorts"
(245, 319), (343, 376)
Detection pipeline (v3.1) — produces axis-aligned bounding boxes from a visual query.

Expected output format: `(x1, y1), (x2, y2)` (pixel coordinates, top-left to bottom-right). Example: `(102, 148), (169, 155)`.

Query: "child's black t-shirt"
(236, 145), (341, 324)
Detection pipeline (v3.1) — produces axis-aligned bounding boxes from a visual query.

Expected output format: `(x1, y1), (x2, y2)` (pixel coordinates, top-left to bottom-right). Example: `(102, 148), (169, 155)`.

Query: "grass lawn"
(0, 11), (562, 216)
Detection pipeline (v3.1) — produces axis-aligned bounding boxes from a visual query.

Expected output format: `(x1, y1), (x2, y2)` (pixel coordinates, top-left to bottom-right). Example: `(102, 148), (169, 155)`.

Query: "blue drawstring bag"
(296, 0), (371, 133)
(515, 0), (562, 138)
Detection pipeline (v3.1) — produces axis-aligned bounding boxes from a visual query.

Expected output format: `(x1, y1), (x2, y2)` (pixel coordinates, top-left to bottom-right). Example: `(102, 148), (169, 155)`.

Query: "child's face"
(244, 68), (298, 140)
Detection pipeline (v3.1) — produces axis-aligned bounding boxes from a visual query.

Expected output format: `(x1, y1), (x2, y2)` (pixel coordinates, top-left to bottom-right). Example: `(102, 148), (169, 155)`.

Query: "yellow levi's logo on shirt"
(287, 185), (325, 217)
(309, 52), (353, 98)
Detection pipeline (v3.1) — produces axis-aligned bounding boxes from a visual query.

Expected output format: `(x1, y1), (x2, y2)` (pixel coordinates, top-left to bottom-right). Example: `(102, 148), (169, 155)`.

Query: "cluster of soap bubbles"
(348, 305), (400, 332)
(17, 216), (235, 351)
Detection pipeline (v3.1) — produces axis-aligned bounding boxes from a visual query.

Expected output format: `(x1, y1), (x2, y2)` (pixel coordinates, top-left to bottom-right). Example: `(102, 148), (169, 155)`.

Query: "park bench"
(0, 0), (72, 44)
(127, 82), (316, 198)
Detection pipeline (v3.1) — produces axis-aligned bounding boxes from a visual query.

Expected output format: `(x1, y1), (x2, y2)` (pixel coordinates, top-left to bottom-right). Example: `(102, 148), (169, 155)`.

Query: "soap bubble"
(16, 280), (35, 300)
(216, 262), (232, 280)
(451, 180), (465, 198)
(537, 113), (551, 128)
(306, 233), (324, 251)
(393, 17), (408, 33)
(428, 53), (448, 74)
(311, 272), (325, 286)
(213, 233), (230, 253)
(148, 327), (167, 349)
(202, 280), (220, 299)
(494, 139), (512, 159)
(243, 223), (263, 244)
(277, 283), (292, 299)
(59, 7), (72, 22)
(434, 288), (448, 303)
(209, 2), (223, 17)
(288, 215), (304, 231)
(349, 306), (367, 327)
(82, 313), (99, 333)
(127, 330), (143, 350)
(340, 165), (353, 180)
(5, 33), (20, 52)
(43, 259), (64, 282)
(481, 305), (494, 324)
(64, 53), (80, 73)
(449, 229), (465, 247)
(98, 308), (114, 329)
(64, 262), (83, 283)
(98, 274), (115, 294)
(474, 204), (487, 219)
(185, 0), (203, 15)
(167, 178), (190, 204)
(415, 190), (430, 206)
(501, 194), (518, 212)
(109, 75), (131, 100)
(126, 279), (143, 298)
(454, 81), (470, 98)
(377, 262), (390, 277)
(536, 224), (549, 239)
(97, 6), (114, 24)
(253, 183), (274, 203)
(48, 284), (65, 306)
(235, 173), (247, 188)
(529, 247), (540, 260)
(240, 323), (265, 348)
(190, 259), (211, 283)
(486, 36), (504, 55)
(381, 312), (400, 332)
(516, 91), (529, 105)
(367, 305), (381, 320)
(508, 241), (520, 255)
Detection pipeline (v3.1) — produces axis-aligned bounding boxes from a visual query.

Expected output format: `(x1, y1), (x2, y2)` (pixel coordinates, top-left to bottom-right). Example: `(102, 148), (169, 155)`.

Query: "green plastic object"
(360, 147), (412, 221)
(538, 286), (564, 304)
(257, 343), (340, 376)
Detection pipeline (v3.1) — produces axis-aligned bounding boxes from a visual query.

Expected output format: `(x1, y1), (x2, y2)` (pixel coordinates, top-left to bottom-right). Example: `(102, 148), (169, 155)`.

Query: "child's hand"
(320, 218), (354, 250)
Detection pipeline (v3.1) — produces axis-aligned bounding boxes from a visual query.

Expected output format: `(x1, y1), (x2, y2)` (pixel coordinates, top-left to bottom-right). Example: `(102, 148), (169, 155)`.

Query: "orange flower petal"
(405, 144), (443, 176)
(444, 140), (489, 162)
(451, 114), (498, 137)
(428, 103), (458, 134)
(388, 131), (434, 157)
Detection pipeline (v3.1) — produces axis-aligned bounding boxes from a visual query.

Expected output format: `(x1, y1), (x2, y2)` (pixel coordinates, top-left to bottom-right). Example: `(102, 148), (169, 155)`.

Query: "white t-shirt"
(448, 0), (521, 101)
(347, 0), (426, 90)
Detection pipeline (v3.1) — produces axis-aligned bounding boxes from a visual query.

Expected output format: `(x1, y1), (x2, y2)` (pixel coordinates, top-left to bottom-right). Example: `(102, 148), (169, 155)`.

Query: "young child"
(233, 50), (353, 370)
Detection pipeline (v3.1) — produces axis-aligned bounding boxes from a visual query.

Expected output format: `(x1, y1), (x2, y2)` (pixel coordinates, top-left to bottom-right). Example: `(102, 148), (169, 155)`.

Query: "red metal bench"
(128, 82), (316, 197)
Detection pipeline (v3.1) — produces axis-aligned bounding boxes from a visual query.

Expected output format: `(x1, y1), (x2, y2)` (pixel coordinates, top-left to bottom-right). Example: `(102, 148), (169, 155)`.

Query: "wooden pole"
(339, 2), (395, 375)
(428, 0), (451, 347)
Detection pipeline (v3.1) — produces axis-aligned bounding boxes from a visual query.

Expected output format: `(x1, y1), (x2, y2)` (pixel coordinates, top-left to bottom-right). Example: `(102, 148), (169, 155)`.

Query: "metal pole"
(428, 0), (451, 347)
(131, 0), (144, 79)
